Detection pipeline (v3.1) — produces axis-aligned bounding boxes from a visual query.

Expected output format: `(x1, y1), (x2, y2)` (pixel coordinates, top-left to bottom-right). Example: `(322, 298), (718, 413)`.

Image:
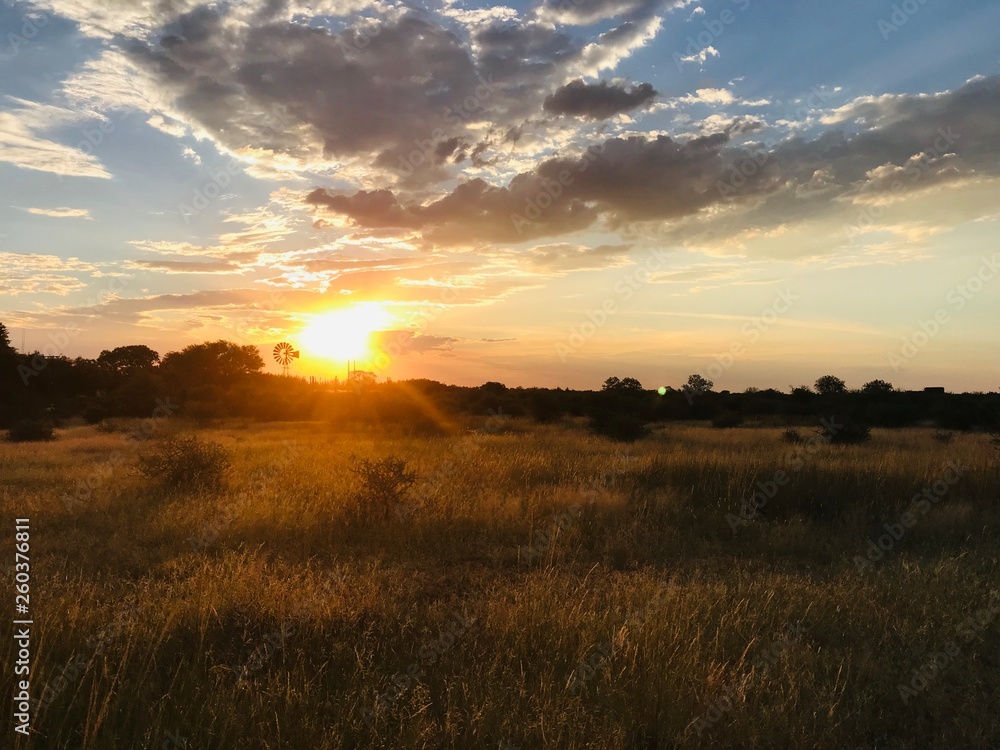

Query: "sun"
(298, 304), (392, 362)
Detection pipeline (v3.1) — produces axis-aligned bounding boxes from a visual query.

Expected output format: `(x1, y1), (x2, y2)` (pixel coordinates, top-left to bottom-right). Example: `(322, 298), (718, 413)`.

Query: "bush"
(136, 436), (230, 491)
(782, 428), (804, 444)
(587, 412), (650, 443)
(711, 410), (744, 428)
(7, 420), (56, 443)
(825, 421), (871, 445)
(97, 418), (133, 434)
(349, 456), (417, 521)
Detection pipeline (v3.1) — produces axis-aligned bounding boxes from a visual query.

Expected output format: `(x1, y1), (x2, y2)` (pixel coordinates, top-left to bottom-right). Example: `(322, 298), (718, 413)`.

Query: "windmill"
(273, 342), (300, 376)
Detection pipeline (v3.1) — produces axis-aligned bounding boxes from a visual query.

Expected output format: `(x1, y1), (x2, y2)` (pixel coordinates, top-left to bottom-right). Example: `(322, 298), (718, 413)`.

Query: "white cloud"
(679, 45), (718, 66)
(0, 251), (96, 295)
(19, 206), (93, 219)
(0, 98), (112, 178)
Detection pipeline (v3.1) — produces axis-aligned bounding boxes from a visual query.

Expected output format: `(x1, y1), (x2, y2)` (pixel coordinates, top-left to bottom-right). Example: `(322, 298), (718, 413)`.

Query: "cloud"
(0, 251), (96, 295)
(678, 44), (717, 66)
(0, 98), (112, 178)
(669, 88), (769, 108)
(40, 0), (674, 186)
(306, 133), (740, 242)
(520, 243), (633, 272)
(543, 79), (657, 119)
(19, 206), (93, 219)
(125, 259), (243, 274)
(535, 0), (689, 26)
(305, 74), (1000, 253)
(371, 330), (457, 354)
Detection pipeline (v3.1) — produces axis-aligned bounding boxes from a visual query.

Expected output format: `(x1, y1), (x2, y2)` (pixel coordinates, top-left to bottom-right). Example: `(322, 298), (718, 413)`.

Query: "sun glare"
(298, 304), (392, 362)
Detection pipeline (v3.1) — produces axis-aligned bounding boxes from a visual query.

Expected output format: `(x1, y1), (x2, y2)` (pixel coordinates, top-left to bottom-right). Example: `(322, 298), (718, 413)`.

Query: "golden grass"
(2, 420), (998, 749)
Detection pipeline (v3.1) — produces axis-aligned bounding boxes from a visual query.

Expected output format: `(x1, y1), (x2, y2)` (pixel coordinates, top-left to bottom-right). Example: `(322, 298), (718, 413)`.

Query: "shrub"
(7, 420), (56, 443)
(349, 456), (417, 521)
(97, 418), (133, 434)
(825, 421), (871, 445)
(136, 436), (230, 491)
(711, 410), (744, 428)
(587, 412), (650, 443)
(782, 428), (804, 444)
(931, 429), (955, 445)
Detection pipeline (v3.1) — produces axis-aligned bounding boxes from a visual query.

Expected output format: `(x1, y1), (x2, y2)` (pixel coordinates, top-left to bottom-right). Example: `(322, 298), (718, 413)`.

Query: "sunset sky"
(1, 0), (998, 390)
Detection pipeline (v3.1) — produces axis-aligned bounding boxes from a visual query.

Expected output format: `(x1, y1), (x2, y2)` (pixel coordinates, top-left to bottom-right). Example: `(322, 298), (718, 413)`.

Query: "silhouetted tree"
(161, 341), (264, 386)
(815, 375), (847, 395)
(861, 379), (894, 393)
(602, 376), (644, 392)
(98, 345), (160, 377)
(685, 374), (713, 395)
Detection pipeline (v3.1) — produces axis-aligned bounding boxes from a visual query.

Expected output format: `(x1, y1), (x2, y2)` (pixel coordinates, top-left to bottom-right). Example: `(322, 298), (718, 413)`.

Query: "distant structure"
(924, 386), (946, 394)
(272, 342), (300, 376)
(346, 360), (376, 385)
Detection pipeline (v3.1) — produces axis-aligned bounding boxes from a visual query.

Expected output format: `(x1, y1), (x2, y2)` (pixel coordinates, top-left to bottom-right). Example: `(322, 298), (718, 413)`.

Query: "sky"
(1, 0), (999, 391)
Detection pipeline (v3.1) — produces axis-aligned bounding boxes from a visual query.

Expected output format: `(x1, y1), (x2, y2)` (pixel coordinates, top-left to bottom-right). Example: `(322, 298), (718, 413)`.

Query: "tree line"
(1, 322), (997, 434)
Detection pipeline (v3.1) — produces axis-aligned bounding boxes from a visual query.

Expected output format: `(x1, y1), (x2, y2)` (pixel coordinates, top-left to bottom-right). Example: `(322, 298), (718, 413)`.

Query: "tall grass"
(2, 420), (998, 749)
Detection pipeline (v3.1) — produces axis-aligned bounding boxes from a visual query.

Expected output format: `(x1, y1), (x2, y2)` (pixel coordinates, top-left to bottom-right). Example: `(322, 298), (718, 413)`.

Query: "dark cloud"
(543, 79), (657, 119)
(306, 74), (1000, 244)
(99, 0), (674, 185)
(127, 259), (241, 274)
(307, 133), (742, 242)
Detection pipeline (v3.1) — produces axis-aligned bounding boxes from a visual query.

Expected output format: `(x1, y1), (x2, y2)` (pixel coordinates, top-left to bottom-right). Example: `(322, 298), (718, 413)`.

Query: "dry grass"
(2, 420), (998, 749)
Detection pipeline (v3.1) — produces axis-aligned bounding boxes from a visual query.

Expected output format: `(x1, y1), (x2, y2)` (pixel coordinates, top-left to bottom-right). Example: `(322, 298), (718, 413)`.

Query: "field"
(3, 418), (999, 749)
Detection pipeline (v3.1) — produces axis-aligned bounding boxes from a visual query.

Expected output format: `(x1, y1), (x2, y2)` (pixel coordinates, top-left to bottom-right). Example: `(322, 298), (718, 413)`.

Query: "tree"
(98, 345), (160, 377)
(602, 376), (643, 392)
(161, 341), (264, 385)
(862, 379), (894, 393)
(684, 374), (713, 395)
(0, 322), (11, 352)
(814, 375), (847, 395)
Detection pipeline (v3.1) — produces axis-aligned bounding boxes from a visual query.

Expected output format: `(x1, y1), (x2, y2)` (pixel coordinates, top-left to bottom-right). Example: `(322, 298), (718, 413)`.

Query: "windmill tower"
(273, 342), (300, 376)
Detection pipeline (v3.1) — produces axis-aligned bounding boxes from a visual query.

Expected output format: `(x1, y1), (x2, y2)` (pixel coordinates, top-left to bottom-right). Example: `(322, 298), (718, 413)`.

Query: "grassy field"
(2, 418), (999, 749)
